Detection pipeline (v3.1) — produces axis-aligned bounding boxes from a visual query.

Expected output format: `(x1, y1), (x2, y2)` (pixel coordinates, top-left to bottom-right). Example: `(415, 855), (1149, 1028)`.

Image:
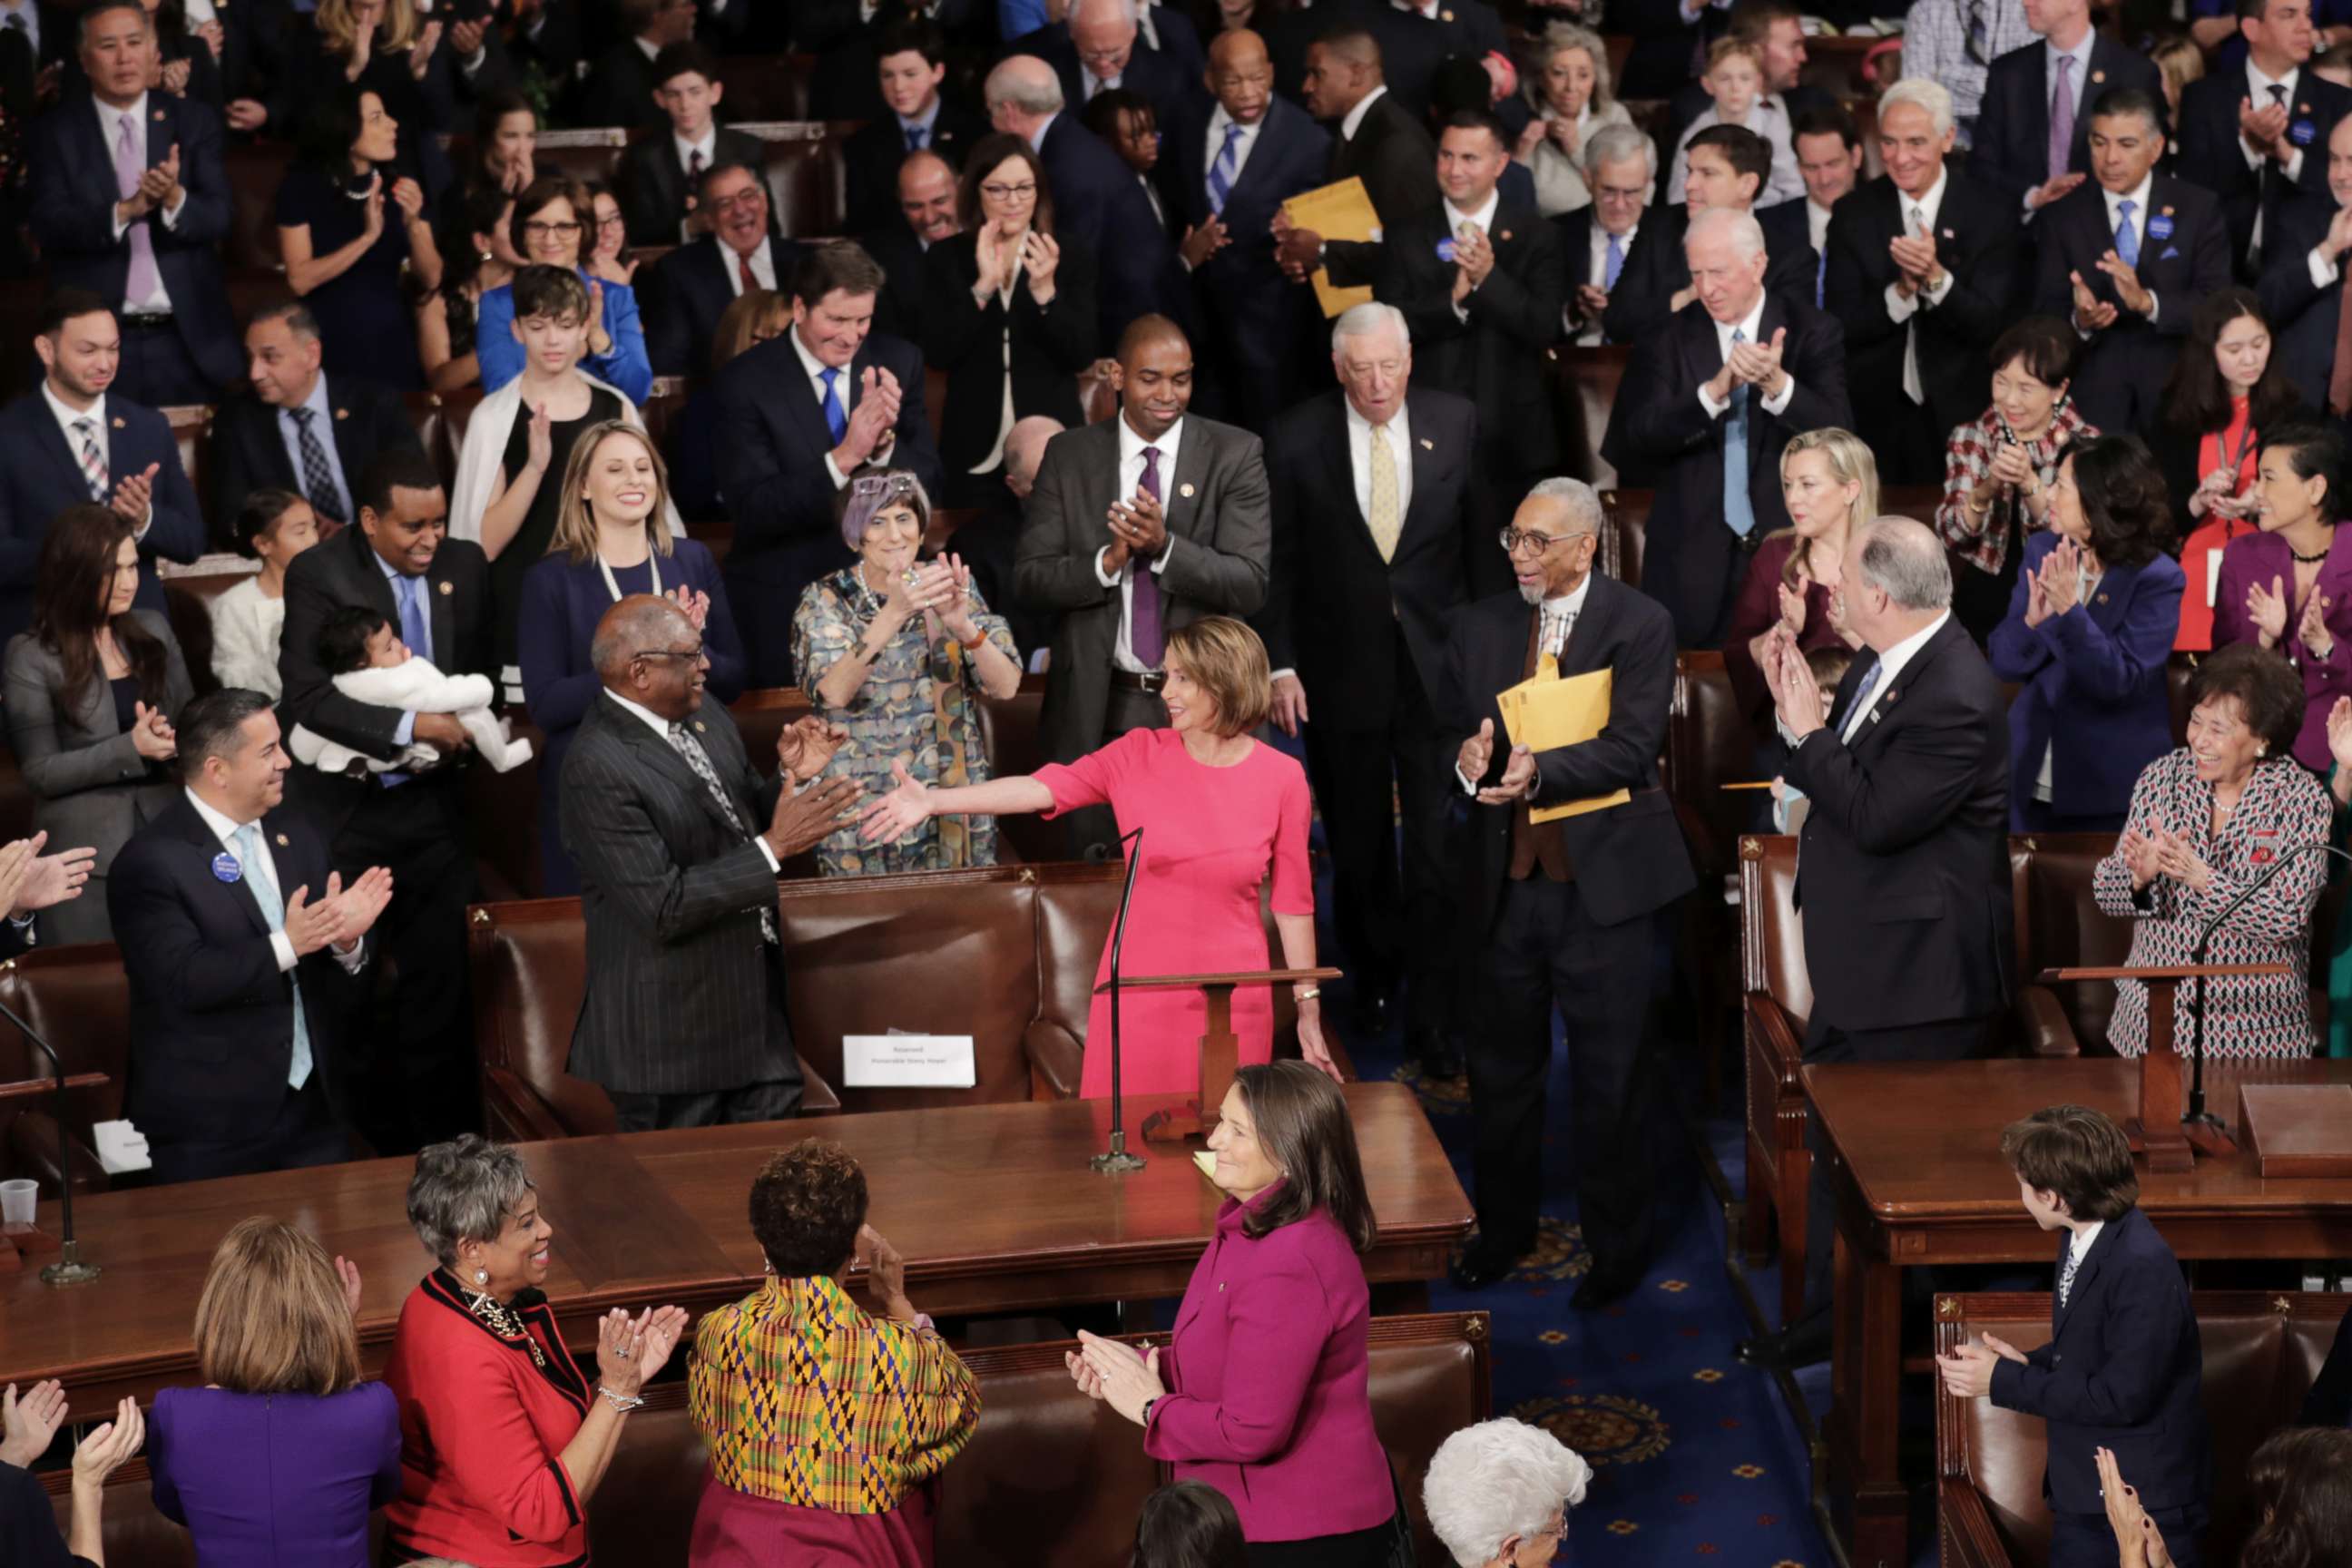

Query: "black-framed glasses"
(637, 644), (706, 662)
(1498, 527), (1592, 555)
(979, 181), (1038, 201)
(523, 220), (583, 238)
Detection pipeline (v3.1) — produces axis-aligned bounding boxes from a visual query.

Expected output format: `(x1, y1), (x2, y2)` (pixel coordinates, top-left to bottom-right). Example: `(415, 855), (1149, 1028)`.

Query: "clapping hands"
(2069, 270), (2121, 331)
(593, 1305), (690, 1396)
(282, 866), (397, 957)
(2116, 825), (2211, 893)
(775, 714), (848, 783)
(2247, 573), (2292, 649)
(1934, 1332), (2027, 1398)
(0, 1379), (67, 1467)
(1069, 1330), (1166, 1424)
(2097, 1446), (2176, 1568)
(129, 700), (177, 761)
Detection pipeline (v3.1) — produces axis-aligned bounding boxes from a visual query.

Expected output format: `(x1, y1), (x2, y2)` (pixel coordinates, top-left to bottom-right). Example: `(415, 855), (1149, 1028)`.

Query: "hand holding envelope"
(1494, 658), (1630, 824)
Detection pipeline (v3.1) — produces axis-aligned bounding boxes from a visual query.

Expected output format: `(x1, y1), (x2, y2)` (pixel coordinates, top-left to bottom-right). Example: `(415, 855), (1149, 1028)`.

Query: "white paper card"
(842, 1034), (976, 1088)
(90, 1119), (152, 1175)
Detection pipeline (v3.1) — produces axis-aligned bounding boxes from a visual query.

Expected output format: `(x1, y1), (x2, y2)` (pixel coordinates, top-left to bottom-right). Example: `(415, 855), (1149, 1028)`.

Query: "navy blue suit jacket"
(1037, 111), (1169, 347)
(2259, 191), (2349, 411)
(1989, 1207), (2211, 1520)
(711, 330), (942, 687)
(30, 91), (242, 391)
(643, 236), (808, 377)
(2176, 70), (2352, 279)
(0, 392), (204, 646)
(1970, 38), (2168, 213)
(2301, 1299), (2352, 1426)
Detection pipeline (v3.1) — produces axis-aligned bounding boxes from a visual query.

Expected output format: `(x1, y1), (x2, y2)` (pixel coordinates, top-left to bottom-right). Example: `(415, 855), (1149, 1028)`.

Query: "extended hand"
(0, 1379), (67, 1467)
(2027, 172), (2087, 210)
(1476, 743), (1536, 805)
(69, 1398), (142, 1488)
(858, 758), (932, 843)
(16, 840), (96, 914)
(325, 865), (396, 949)
(1457, 717), (1496, 782)
(767, 774), (863, 859)
(775, 715), (848, 782)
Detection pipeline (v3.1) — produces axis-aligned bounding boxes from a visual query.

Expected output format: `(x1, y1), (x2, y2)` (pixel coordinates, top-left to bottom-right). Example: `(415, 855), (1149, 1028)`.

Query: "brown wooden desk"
(1806, 1058), (2352, 1568)
(0, 1083), (1470, 1406)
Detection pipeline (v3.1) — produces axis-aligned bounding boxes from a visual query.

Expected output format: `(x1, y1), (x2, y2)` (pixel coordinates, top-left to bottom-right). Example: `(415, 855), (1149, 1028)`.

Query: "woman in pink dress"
(860, 616), (1337, 1093)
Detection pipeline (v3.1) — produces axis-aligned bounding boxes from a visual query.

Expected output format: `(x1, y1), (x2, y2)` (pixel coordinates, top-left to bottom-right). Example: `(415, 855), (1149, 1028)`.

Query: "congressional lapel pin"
(438, 579), (453, 594)
(1942, 228), (1955, 240)
(211, 852), (242, 884)
(112, 416), (125, 430)
(1499, 229), (1512, 242)
(1419, 437), (1434, 450)
(335, 407), (349, 421)
(1441, 6), (1454, 16)
(2096, 591), (2111, 603)
(152, 109), (165, 122)
(274, 833), (289, 848)
(1180, 482), (1196, 498)
(694, 720), (708, 733)
(2092, 68), (2106, 83)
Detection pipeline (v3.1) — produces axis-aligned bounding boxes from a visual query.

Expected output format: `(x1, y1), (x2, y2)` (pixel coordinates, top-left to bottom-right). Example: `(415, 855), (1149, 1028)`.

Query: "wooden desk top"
(1806, 1058), (2352, 1225)
(0, 1084), (1470, 1402)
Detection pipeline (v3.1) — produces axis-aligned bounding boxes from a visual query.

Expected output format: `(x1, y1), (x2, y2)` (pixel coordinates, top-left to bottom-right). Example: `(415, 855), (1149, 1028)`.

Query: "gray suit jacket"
(557, 691), (798, 1096)
(1013, 415), (1272, 763)
(4, 609), (193, 945)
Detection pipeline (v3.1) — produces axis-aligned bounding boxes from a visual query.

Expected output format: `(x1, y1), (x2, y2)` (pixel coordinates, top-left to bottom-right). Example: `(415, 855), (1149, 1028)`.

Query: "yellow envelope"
(1494, 657), (1630, 824)
(1279, 176), (1379, 318)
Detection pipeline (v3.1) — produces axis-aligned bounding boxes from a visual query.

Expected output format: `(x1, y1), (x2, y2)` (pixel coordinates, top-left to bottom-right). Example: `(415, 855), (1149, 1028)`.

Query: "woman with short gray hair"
(379, 1135), (691, 1567)
(1423, 1418), (1593, 1567)
(1514, 24), (1634, 215)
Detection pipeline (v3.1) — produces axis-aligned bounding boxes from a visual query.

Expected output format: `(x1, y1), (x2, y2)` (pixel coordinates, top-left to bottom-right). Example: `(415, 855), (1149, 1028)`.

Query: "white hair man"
(1424, 1418), (1594, 1567)
(1563, 122), (1653, 346)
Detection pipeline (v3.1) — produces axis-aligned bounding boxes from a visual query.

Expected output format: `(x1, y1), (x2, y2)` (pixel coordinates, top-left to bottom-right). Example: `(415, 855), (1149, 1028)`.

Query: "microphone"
(1091, 826), (1148, 1174)
(0, 991), (101, 1286)
(2181, 838), (2351, 1129)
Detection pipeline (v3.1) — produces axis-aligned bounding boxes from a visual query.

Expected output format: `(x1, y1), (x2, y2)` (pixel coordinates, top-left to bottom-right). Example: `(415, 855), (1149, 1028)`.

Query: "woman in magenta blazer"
(2212, 421), (2352, 771)
(1069, 1063), (1405, 1564)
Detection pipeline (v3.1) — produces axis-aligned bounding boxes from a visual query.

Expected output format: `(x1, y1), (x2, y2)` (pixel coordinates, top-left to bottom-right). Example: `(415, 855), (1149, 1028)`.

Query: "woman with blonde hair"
(516, 418), (743, 894)
(146, 1219), (400, 1568)
(1721, 426), (1874, 740)
(1514, 24), (1634, 216)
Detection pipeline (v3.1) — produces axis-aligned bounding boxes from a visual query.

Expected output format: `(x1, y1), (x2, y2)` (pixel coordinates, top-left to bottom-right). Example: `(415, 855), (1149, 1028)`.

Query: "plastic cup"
(0, 1178), (34, 1227)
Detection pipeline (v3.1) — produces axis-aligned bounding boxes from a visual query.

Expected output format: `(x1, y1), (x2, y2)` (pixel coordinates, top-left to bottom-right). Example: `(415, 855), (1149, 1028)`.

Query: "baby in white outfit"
(289, 606), (533, 775)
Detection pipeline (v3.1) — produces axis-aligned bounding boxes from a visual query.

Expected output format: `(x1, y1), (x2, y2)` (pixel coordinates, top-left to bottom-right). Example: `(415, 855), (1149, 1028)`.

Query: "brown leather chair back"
(464, 710), (551, 903)
(1080, 368), (1119, 426)
(750, 123), (854, 238)
(162, 564), (256, 700)
(1667, 650), (1754, 878)
(1881, 485), (1941, 524)
(1739, 835), (1808, 1029)
(2169, 655), (2197, 747)
(716, 54), (816, 122)
(0, 750), (31, 844)
(405, 392), (450, 481)
(223, 143), (294, 269)
(0, 944), (132, 1193)
(640, 376), (689, 452)
(1552, 345), (1628, 487)
(2013, 833), (2129, 1053)
(446, 128), (628, 191)
(687, 518), (733, 564)
(1601, 489), (1649, 590)
(163, 405), (212, 512)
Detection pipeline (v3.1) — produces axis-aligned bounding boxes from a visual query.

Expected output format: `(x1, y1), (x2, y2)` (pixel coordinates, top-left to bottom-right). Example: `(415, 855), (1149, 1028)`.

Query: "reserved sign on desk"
(843, 1034), (977, 1088)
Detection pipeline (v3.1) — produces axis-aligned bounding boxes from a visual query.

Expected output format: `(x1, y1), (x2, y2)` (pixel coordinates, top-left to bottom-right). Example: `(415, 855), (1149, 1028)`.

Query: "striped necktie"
(1208, 122), (1244, 216)
(73, 417), (107, 501)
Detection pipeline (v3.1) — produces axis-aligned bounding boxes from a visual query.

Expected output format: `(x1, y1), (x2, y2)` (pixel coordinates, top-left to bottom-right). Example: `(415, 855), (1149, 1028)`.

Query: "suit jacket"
(2175, 68), (2351, 279)
(1255, 387), (1477, 730)
(1014, 413), (1271, 763)
(1825, 168), (2024, 459)
(920, 229), (1098, 482)
(1782, 613), (2014, 1031)
(1036, 111), (1169, 347)
(2257, 191), (2349, 411)
(841, 101), (986, 236)
(643, 235), (808, 377)
(30, 90), (242, 391)
(1363, 0), (1505, 119)
(575, 38), (666, 132)
(711, 329), (941, 686)
(1034, 27), (1194, 127)
(1328, 87), (1436, 242)
(1970, 37), (2168, 211)
(276, 524), (494, 832)
(1604, 296), (1852, 647)
(207, 375), (424, 549)
(2300, 1298), (2352, 1426)
(2031, 175), (2231, 434)
(559, 691), (797, 1095)
(109, 792), (363, 1148)
(0, 391), (205, 646)
(1601, 199), (1818, 347)
(616, 124), (769, 249)
(864, 220), (940, 350)
(1989, 1208), (2211, 1518)
(1442, 573), (1698, 927)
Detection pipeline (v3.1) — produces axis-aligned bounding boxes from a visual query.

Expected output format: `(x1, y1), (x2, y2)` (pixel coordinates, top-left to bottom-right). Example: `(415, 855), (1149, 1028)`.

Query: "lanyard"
(596, 549), (661, 603)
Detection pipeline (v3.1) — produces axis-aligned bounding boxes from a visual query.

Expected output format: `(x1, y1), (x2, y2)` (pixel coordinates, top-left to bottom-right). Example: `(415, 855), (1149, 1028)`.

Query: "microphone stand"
(1091, 826), (1148, 1174)
(2181, 838), (2351, 1134)
(0, 995), (101, 1286)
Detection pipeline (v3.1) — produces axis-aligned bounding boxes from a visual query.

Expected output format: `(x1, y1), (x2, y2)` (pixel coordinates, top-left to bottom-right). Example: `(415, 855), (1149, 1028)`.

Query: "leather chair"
(0, 944), (135, 1196)
(1550, 344), (1628, 488)
(750, 122), (854, 238)
(716, 53), (818, 122)
(223, 142), (295, 270)
(685, 518), (732, 564)
(159, 556), (263, 699)
(1737, 833), (1810, 1318)
(445, 128), (628, 191)
(46, 1309), (1491, 1568)
(2007, 832), (2134, 1057)
(1601, 488), (1648, 590)
(1936, 1289), (2346, 1568)
(162, 405), (212, 522)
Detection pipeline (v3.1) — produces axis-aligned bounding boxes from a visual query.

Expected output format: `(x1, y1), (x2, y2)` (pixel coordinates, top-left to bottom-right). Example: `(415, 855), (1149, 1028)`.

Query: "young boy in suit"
(1936, 1105), (2211, 1568)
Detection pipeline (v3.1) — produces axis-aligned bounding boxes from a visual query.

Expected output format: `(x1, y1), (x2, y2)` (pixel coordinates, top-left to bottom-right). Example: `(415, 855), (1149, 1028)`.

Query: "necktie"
(905, 122), (927, 152)
(1208, 122), (1244, 216)
(1815, 245), (1828, 309)
(2114, 197), (2140, 268)
(233, 822), (313, 1091)
(818, 367), (848, 444)
(1131, 446), (1167, 667)
(397, 571), (429, 662)
(688, 148), (705, 181)
(1367, 421), (1400, 563)
(1603, 231), (1624, 289)
(2047, 54), (2075, 184)
(288, 406), (345, 523)
(2058, 1243), (2081, 1308)
(1839, 654), (1885, 742)
(1966, 0), (1988, 64)
(668, 722), (779, 944)
(739, 250), (758, 293)
(1902, 205), (1927, 405)
(1723, 328), (1756, 539)
(73, 417), (107, 501)
(115, 113), (162, 308)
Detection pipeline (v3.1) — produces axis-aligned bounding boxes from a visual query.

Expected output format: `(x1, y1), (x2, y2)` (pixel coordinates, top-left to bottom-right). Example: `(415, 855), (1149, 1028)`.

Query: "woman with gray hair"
(1423, 1417), (1593, 1566)
(379, 1135), (691, 1568)
(1514, 24), (1633, 216)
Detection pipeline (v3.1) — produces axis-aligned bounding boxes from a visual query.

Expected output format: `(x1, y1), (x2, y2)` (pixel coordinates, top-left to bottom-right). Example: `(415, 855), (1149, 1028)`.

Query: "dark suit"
(109, 792), (358, 1183)
(1162, 95), (1331, 433)
(922, 229), (1098, 504)
(1604, 296), (1852, 647)
(1320, 88), (1436, 291)
(1258, 387), (1475, 1039)
(558, 691), (802, 1126)
(278, 524), (492, 1153)
(1599, 199), (1818, 348)
(1612, 0), (1708, 100)
(1037, 111), (1169, 347)
(864, 220), (941, 349)
(1990, 1208), (2211, 1564)
(1363, 0), (1505, 119)
(711, 329), (941, 686)
(575, 37), (666, 131)
(616, 124), (769, 250)
(1824, 169), (2024, 485)
(642, 235), (807, 377)
(1443, 573), (1697, 1279)
(2300, 1299), (2352, 1426)
(207, 375), (424, 548)
(2032, 175), (2230, 435)
(2258, 191), (2351, 412)
(30, 91), (242, 403)
(2175, 68), (2351, 281)
(0, 391), (205, 647)
(841, 101), (986, 236)
(1970, 37), (2168, 212)
(1043, 32), (1194, 127)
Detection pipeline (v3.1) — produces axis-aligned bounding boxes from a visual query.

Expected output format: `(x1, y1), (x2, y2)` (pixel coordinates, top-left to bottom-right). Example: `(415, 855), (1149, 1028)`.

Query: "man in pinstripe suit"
(560, 597), (861, 1132)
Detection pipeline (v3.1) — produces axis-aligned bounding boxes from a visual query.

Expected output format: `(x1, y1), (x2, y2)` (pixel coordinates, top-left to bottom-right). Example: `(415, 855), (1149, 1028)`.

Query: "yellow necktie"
(1367, 421), (1400, 564)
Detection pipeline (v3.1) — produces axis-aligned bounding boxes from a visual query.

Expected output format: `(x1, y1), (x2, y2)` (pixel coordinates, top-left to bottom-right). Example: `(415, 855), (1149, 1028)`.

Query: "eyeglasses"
(594, 213), (625, 230)
(853, 473), (921, 502)
(637, 644), (706, 662)
(1498, 527), (1592, 555)
(709, 191), (766, 213)
(523, 220), (583, 238)
(980, 181), (1038, 201)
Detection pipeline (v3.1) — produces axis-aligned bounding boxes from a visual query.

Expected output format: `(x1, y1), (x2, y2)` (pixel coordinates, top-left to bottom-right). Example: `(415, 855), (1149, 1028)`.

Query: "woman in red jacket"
(1069, 1063), (1405, 1564)
(381, 1135), (690, 1567)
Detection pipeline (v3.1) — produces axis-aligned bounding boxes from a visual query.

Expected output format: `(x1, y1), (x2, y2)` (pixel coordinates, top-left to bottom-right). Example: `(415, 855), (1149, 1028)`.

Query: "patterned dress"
(792, 564), (1019, 877)
(2093, 749), (2332, 1059)
(1935, 403), (2100, 578)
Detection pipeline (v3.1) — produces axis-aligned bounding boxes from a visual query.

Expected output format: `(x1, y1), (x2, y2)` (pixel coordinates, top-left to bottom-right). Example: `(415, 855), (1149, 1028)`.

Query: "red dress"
(1035, 728), (1315, 1097)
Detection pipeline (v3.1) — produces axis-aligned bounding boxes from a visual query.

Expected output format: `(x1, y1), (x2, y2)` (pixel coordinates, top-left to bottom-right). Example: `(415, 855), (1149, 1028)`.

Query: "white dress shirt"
(1697, 294), (1798, 419)
(1455, 570), (1593, 794)
(2065, 1219), (2105, 1271)
(41, 381), (153, 533)
(671, 128), (720, 240)
(183, 788), (366, 973)
(1838, 610), (1950, 743)
(1093, 414), (1184, 673)
(2245, 61), (2305, 254)
(896, 98), (943, 147)
(1574, 217), (1636, 346)
(603, 689), (781, 872)
(1807, 197), (1833, 257)
(791, 329), (885, 489)
(99, 92), (183, 314)
(1882, 170), (1958, 402)
(1444, 189), (1501, 322)
(723, 235), (778, 298)
(1339, 84), (1388, 143)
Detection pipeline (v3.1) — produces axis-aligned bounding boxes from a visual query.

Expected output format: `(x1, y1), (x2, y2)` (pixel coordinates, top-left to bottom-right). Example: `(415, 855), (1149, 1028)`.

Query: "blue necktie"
(233, 821), (312, 1092)
(1603, 231), (1624, 289)
(1723, 328), (1756, 539)
(1816, 246), (1828, 309)
(397, 571), (429, 662)
(1838, 655), (1885, 740)
(2114, 198), (2140, 268)
(818, 367), (848, 444)
(1208, 122), (1244, 216)
(905, 122), (926, 152)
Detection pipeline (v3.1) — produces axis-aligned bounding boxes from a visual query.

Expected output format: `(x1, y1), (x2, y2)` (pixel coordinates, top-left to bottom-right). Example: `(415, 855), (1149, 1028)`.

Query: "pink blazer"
(1143, 1194), (1396, 1543)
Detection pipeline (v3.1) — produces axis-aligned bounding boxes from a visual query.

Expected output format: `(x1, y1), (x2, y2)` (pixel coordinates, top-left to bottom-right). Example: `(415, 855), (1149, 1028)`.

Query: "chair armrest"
(2013, 985), (2082, 1059)
(797, 1054), (841, 1115)
(1024, 1020), (1083, 1101)
(4, 1109), (110, 1195)
(1936, 1475), (2017, 1568)
(1744, 993), (1806, 1089)
(481, 1066), (571, 1144)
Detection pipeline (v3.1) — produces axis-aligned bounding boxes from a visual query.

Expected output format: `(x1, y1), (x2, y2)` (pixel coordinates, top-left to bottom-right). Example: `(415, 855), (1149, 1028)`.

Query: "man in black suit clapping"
(1968, 0), (2164, 216)
(2259, 113), (2352, 412)
(2177, 0), (2352, 282)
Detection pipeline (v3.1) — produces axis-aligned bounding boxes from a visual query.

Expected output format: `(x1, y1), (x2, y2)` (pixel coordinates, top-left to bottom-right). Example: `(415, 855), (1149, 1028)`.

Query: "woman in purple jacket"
(2213, 421), (2352, 772)
(1070, 1062), (1404, 1564)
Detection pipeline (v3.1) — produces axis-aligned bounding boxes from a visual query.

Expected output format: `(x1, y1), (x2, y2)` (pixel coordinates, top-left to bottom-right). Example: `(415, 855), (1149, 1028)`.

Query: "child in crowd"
(1669, 39), (1805, 208)
(208, 490), (322, 701)
(1083, 88), (1169, 230)
(1936, 1106), (2210, 1568)
(289, 606), (533, 776)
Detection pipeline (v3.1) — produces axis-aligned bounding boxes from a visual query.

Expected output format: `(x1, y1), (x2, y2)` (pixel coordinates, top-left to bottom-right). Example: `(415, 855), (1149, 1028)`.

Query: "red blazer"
(381, 1271), (595, 1567)
(1143, 1195), (1394, 1543)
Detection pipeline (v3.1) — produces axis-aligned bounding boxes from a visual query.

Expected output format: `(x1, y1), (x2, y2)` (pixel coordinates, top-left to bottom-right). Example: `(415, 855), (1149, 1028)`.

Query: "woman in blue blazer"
(1988, 435), (2186, 831)
(476, 176), (653, 405)
(517, 421), (744, 896)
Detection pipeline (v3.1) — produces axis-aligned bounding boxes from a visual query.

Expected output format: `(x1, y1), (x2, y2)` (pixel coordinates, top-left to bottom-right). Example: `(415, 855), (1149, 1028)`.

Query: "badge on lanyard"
(211, 851), (242, 884)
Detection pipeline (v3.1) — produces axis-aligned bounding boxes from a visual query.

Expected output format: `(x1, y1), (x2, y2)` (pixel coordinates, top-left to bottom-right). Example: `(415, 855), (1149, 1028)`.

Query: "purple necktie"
(114, 113), (162, 306)
(2046, 55), (2075, 185)
(1131, 446), (1166, 668)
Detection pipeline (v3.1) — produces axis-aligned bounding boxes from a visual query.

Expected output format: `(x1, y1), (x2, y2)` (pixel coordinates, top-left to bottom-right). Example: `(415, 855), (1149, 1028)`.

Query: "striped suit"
(558, 691), (801, 1112)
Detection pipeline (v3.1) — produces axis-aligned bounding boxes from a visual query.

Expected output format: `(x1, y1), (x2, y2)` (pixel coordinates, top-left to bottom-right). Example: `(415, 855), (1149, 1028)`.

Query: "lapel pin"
(694, 720), (707, 732)
(1499, 229), (1513, 241)
(2161, 205), (2174, 216)
(275, 832), (289, 848)
(1441, 6), (1454, 16)
(1180, 482), (1196, 498)
(2092, 68), (2106, 83)
(438, 580), (453, 594)
(1419, 437), (1434, 449)
(1885, 689), (1900, 704)
(112, 416), (125, 429)
(335, 407), (348, 421)
(2301, 102), (2312, 113)
(2096, 591), (2111, 603)
(1942, 228), (1955, 240)
(152, 109), (166, 122)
